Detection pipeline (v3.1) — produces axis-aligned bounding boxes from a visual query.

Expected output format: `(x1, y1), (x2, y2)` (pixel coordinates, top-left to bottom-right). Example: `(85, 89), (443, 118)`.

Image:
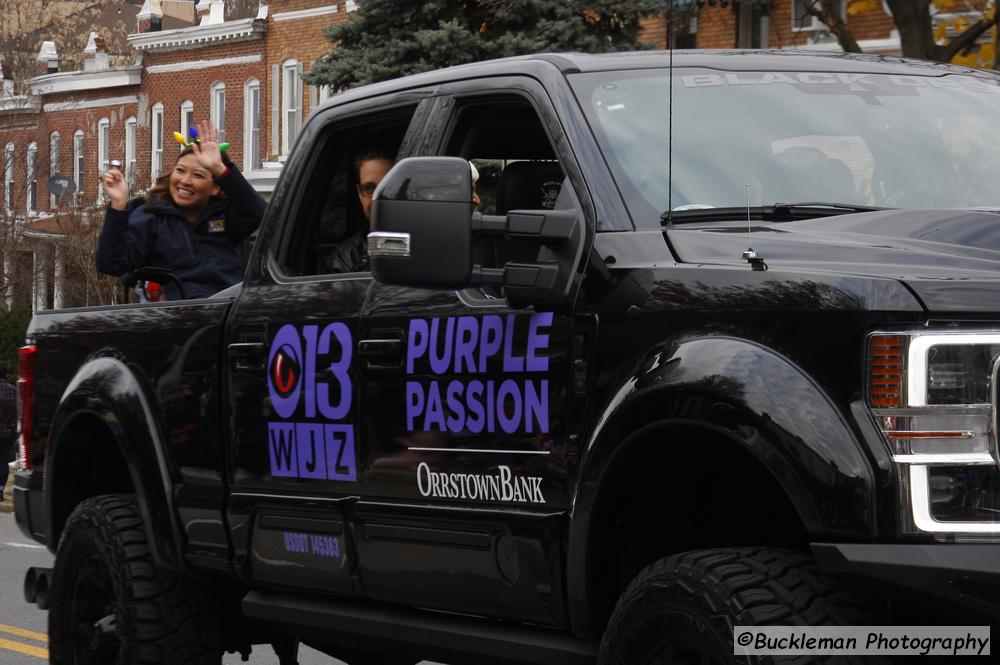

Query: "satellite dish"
(47, 175), (76, 199)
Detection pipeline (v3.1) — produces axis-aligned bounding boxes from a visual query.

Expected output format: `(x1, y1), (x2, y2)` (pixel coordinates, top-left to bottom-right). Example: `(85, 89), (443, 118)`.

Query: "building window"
(180, 100), (195, 145)
(49, 132), (60, 208)
(125, 116), (137, 186)
(282, 59), (302, 156)
(211, 82), (226, 143)
(318, 84), (333, 105)
(3, 143), (13, 215)
(98, 118), (110, 198)
(26, 142), (37, 215)
(244, 78), (261, 171)
(73, 130), (84, 200)
(151, 103), (164, 181)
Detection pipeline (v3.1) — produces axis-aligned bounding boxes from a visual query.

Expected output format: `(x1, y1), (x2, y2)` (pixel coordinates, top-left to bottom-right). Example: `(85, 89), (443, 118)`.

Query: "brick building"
(0, 0), (352, 310)
(639, 0), (994, 56)
(1, 0), (991, 310)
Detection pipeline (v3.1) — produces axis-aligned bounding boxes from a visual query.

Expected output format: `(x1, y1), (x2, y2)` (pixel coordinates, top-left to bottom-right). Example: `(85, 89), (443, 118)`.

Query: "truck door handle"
(228, 342), (265, 370)
(357, 339), (402, 356)
(358, 337), (403, 370)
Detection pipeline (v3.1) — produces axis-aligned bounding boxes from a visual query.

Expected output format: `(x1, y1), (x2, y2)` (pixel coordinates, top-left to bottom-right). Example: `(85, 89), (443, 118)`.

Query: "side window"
(441, 97), (568, 284)
(444, 98), (565, 215)
(274, 105), (419, 277)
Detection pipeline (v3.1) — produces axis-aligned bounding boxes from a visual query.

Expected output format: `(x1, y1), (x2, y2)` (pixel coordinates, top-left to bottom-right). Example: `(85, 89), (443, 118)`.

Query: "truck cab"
(15, 51), (1000, 664)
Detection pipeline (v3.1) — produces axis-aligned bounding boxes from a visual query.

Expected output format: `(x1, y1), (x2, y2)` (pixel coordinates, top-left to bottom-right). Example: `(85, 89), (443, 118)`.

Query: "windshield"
(570, 67), (1000, 229)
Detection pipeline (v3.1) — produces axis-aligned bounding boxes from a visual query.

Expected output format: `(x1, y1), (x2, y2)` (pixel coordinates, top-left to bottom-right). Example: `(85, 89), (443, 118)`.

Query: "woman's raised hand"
(191, 122), (226, 178)
(101, 167), (129, 211)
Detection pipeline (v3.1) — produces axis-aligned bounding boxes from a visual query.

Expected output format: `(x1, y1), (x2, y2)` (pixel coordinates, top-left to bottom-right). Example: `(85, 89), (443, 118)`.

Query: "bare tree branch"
(800, 0), (863, 52)
(938, 14), (997, 62)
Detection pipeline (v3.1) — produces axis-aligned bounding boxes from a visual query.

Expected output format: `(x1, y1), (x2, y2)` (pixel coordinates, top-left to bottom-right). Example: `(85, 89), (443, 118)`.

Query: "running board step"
(242, 590), (597, 665)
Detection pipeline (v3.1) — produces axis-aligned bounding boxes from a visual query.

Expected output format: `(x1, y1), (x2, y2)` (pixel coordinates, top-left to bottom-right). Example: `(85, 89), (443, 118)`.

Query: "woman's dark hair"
(146, 146), (228, 204)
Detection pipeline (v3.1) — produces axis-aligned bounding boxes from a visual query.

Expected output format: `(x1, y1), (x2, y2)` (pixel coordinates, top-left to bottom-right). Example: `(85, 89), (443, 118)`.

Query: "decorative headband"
(173, 126), (229, 153)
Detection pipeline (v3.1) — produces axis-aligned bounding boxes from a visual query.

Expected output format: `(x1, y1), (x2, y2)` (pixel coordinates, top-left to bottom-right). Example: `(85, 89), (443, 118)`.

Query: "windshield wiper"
(661, 202), (892, 224)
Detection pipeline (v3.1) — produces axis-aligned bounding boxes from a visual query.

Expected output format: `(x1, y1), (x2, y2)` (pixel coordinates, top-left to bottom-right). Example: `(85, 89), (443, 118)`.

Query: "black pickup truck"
(13, 50), (1000, 665)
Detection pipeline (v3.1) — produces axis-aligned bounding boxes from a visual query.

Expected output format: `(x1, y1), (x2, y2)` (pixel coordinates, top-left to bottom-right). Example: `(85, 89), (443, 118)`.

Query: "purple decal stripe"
(405, 378), (549, 434)
(267, 322), (355, 483)
(325, 424), (357, 482)
(268, 423), (357, 481)
(402, 313), (554, 435)
(268, 423), (298, 477)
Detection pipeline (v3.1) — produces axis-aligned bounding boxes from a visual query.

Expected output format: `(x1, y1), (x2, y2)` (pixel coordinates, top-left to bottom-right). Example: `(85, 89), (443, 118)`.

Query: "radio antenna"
(742, 182), (767, 271)
(665, 0), (674, 226)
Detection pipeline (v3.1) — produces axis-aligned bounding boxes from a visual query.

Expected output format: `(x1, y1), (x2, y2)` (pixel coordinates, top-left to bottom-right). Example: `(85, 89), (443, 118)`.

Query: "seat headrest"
(495, 161), (565, 215)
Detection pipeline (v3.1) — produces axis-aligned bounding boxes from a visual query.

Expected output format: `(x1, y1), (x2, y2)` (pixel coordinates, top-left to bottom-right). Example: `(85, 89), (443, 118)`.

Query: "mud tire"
(49, 495), (222, 665)
(598, 547), (879, 665)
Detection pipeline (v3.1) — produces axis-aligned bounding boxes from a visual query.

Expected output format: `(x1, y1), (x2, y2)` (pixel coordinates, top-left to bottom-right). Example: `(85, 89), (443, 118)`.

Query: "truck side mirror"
(368, 157), (473, 288)
(368, 156), (585, 308)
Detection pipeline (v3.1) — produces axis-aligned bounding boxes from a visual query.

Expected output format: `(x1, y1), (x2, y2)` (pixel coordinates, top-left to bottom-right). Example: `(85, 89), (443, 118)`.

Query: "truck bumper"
(13, 469), (46, 546)
(812, 542), (1000, 621)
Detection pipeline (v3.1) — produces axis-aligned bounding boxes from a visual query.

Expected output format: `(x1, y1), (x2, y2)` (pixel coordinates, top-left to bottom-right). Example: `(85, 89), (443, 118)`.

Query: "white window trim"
(281, 59), (302, 157)
(151, 103), (164, 181)
(73, 130), (84, 202)
(211, 82), (226, 143)
(243, 78), (261, 171)
(318, 84), (333, 105)
(26, 142), (37, 215)
(125, 116), (137, 187)
(97, 117), (110, 202)
(146, 55), (261, 75)
(180, 100), (195, 143)
(49, 132), (60, 208)
(3, 142), (14, 215)
(273, 4), (339, 21)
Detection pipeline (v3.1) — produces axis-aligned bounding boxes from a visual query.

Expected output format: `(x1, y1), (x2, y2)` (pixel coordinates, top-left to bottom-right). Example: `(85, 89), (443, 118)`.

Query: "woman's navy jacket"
(95, 164), (265, 300)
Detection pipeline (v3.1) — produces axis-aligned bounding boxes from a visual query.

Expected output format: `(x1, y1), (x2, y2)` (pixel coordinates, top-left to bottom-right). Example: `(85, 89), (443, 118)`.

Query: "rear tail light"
(17, 345), (36, 471)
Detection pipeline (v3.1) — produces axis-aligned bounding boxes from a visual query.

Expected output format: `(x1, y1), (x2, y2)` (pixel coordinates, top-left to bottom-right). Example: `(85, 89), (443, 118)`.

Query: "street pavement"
(0, 500), (441, 664)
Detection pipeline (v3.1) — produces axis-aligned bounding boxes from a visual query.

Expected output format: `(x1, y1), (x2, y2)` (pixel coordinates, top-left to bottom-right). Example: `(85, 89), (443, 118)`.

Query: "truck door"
(225, 96), (428, 594)
(354, 81), (594, 628)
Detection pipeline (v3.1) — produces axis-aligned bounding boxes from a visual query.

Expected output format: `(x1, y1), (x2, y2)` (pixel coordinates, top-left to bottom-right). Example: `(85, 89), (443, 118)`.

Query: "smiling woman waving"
(96, 122), (265, 301)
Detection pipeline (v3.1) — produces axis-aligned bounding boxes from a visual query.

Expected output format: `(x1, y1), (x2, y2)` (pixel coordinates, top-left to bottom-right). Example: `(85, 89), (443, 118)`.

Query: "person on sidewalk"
(0, 362), (16, 502)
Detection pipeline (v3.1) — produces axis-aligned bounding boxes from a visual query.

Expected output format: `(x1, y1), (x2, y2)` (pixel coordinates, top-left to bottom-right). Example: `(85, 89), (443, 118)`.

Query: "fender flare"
(566, 336), (881, 636)
(44, 356), (186, 572)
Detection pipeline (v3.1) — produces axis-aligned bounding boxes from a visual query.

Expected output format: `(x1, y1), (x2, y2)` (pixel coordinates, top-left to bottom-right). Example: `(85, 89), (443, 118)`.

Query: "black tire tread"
(49, 494), (222, 665)
(599, 547), (880, 665)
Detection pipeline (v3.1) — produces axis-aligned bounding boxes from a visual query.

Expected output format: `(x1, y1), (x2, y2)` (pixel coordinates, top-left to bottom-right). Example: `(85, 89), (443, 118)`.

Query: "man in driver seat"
(325, 146), (396, 274)
(326, 150), (481, 273)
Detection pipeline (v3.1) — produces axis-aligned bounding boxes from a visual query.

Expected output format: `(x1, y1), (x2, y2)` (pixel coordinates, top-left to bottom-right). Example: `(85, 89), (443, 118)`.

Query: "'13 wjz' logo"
(266, 323), (356, 482)
(270, 342), (300, 398)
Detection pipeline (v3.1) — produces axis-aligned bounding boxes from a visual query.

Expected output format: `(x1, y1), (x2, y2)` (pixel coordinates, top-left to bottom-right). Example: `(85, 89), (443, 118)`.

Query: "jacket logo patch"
(207, 219), (226, 233)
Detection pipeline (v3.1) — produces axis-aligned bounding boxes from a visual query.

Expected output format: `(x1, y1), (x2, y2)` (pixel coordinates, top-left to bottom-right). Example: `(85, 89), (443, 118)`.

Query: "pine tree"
(306, 0), (663, 89)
